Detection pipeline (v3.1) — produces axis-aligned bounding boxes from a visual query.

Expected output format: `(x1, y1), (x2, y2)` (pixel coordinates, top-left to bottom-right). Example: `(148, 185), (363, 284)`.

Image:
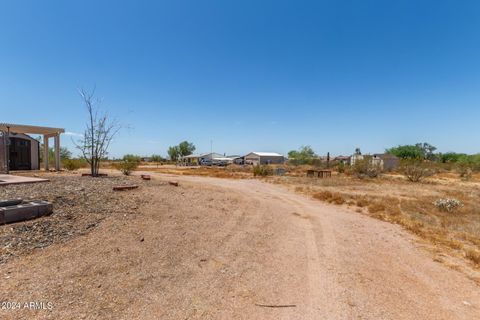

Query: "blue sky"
(1, 0), (479, 158)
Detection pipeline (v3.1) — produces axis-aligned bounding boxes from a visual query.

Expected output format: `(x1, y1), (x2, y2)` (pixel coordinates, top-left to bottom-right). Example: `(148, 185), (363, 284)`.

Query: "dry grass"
(466, 249), (480, 265)
(313, 191), (346, 205)
(275, 172), (480, 268)
(143, 165), (252, 179)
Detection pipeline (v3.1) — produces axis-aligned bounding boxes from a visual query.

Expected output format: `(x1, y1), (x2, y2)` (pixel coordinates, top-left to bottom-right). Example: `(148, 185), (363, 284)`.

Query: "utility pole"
(6, 126), (10, 174)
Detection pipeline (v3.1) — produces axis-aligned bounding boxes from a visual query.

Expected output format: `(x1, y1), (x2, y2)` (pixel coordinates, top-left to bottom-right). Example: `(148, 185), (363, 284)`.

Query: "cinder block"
(0, 199), (23, 207)
(0, 201), (53, 225)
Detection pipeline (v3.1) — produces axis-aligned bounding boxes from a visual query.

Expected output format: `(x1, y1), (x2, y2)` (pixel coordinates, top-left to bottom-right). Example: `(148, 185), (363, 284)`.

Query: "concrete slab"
(0, 174), (49, 186)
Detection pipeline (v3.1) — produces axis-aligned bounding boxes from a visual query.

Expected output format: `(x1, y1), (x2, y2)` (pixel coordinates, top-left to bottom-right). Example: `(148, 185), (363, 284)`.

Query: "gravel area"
(0, 174), (147, 264)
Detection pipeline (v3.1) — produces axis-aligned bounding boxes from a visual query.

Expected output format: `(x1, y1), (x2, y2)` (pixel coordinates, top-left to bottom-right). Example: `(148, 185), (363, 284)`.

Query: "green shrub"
(253, 165), (273, 177)
(115, 154), (141, 175)
(115, 161), (138, 176)
(62, 158), (87, 171)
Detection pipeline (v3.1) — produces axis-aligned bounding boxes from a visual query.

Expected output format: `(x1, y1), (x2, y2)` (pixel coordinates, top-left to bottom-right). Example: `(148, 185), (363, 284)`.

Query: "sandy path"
(159, 174), (480, 319)
(0, 174), (479, 319)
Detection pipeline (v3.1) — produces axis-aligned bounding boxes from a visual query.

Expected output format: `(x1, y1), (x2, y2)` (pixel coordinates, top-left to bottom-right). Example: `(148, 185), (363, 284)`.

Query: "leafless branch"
(74, 87), (121, 177)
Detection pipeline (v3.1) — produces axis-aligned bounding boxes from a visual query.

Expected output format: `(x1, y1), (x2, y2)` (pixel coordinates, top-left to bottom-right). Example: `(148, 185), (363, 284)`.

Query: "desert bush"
(115, 154), (140, 175)
(313, 191), (333, 201)
(400, 159), (435, 182)
(116, 162), (137, 175)
(352, 156), (381, 179)
(458, 166), (473, 180)
(313, 191), (345, 204)
(330, 194), (346, 205)
(466, 249), (480, 265)
(356, 197), (370, 208)
(336, 162), (345, 174)
(456, 159), (474, 180)
(62, 158), (87, 171)
(433, 198), (463, 212)
(368, 203), (386, 213)
(253, 165), (273, 177)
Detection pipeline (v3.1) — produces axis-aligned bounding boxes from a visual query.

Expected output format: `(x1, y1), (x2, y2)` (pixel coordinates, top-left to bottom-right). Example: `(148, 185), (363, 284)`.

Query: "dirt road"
(1, 174), (479, 319)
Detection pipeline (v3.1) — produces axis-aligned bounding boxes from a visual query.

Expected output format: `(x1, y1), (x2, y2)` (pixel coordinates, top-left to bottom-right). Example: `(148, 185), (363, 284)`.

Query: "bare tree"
(75, 88), (120, 177)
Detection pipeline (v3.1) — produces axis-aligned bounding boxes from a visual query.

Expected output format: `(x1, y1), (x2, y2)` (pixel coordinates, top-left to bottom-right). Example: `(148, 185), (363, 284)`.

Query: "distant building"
(349, 147), (399, 171)
(244, 152), (285, 165)
(334, 156), (351, 165)
(372, 154), (399, 171)
(179, 152), (225, 166)
(350, 148), (364, 166)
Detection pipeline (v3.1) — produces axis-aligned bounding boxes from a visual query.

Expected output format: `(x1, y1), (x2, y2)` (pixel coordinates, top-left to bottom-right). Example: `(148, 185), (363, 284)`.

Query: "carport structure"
(0, 123), (65, 173)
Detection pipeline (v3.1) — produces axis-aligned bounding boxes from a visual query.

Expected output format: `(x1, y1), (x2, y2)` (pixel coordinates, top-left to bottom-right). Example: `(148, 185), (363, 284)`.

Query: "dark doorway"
(9, 138), (31, 170)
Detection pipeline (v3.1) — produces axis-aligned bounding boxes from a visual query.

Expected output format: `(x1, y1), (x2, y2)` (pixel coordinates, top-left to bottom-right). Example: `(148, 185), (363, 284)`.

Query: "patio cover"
(0, 123), (65, 172)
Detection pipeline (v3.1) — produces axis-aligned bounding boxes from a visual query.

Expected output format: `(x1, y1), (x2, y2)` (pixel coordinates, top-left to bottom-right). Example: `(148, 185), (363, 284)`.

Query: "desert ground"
(1, 170), (480, 319)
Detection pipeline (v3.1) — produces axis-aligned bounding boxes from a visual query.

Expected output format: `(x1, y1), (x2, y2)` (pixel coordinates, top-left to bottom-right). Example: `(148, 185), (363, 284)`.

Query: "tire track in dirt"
(281, 196), (349, 318)
(175, 176), (349, 318)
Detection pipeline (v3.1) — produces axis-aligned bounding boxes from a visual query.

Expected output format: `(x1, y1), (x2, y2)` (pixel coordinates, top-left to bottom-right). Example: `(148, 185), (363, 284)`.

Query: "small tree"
(386, 145), (423, 159)
(386, 142), (437, 160)
(168, 141), (196, 162)
(168, 146), (180, 161)
(75, 88), (120, 177)
(400, 159), (435, 182)
(288, 145), (316, 165)
(439, 152), (466, 163)
(178, 141), (196, 157)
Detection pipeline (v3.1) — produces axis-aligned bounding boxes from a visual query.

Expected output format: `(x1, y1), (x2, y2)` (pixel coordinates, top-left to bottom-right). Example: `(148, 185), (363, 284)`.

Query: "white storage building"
(244, 152), (285, 165)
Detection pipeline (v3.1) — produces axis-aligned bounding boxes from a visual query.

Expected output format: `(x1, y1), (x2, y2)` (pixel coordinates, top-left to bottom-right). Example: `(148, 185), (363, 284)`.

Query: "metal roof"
(181, 154), (203, 158)
(248, 152), (284, 157)
(0, 123), (65, 135)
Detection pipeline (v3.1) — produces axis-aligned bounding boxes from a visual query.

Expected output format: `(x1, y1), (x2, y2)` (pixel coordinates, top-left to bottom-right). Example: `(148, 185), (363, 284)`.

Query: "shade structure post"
(43, 135), (49, 171)
(54, 134), (60, 171)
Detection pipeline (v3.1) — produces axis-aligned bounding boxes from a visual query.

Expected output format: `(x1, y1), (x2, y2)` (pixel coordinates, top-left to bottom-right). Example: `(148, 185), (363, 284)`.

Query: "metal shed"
(244, 152), (285, 165)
